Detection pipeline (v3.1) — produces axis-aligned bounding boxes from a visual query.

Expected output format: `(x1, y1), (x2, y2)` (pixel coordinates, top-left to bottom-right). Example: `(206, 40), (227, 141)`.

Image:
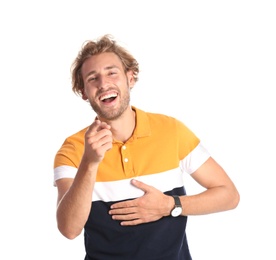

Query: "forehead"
(81, 52), (123, 74)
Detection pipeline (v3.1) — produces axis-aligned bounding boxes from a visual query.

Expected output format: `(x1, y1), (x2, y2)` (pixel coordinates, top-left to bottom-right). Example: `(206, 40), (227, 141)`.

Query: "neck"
(99, 106), (136, 143)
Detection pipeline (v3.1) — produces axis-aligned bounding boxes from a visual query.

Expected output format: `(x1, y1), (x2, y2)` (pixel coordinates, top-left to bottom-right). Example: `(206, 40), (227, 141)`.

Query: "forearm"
(180, 185), (239, 216)
(56, 161), (98, 239)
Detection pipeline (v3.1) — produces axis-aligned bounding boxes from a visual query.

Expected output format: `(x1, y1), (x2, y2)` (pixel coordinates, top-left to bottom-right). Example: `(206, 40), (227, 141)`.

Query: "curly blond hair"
(71, 34), (139, 96)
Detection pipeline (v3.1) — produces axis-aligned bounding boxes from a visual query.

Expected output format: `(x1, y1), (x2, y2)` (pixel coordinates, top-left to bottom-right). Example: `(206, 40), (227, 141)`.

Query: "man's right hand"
(83, 119), (113, 164)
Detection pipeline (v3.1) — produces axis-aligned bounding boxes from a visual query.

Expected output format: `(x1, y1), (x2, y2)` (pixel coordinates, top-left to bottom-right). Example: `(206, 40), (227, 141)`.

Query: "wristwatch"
(171, 195), (182, 217)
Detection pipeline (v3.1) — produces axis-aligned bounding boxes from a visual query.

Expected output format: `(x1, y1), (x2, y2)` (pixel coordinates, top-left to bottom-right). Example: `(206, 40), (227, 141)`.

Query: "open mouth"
(99, 92), (118, 103)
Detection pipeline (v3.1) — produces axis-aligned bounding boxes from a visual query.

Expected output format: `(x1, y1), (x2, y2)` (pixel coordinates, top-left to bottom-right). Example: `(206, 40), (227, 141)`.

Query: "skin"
(56, 52), (240, 239)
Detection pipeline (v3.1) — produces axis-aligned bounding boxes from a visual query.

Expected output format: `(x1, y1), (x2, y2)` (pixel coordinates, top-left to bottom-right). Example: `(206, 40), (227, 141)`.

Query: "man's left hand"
(109, 179), (173, 226)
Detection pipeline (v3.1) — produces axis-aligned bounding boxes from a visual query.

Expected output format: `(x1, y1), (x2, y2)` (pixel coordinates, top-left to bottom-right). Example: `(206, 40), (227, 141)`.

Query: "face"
(81, 52), (134, 120)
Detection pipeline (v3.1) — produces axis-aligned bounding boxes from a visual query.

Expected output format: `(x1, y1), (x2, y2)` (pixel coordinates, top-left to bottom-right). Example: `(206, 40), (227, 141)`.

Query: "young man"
(53, 34), (240, 260)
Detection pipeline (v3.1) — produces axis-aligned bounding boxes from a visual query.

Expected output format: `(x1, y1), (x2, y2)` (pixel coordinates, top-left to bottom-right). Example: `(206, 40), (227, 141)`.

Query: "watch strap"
(172, 195), (181, 207)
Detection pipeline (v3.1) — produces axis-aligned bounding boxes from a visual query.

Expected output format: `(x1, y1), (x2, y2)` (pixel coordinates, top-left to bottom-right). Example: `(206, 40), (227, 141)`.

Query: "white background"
(0, 1), (275, 259)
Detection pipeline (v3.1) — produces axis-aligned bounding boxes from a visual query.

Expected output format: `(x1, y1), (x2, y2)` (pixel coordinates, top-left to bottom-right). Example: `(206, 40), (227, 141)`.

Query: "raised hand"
(83, 119), (113, 164)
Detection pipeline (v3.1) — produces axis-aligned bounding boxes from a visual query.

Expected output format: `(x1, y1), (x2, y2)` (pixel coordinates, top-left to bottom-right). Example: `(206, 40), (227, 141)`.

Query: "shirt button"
(124, 158), (129, 163)
(122, 145), (126, 150)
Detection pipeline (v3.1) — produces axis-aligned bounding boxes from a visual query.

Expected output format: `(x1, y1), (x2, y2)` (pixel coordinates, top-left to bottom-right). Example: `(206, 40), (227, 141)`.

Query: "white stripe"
(53, 165), (77, 186)
(180, 142), (210, 174)
(93, 168), (184, 202)
(53, 142), (210, 200)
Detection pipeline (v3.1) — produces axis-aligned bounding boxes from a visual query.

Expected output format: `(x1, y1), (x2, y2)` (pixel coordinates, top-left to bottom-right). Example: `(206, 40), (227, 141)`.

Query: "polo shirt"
(53, 106), (210, 260)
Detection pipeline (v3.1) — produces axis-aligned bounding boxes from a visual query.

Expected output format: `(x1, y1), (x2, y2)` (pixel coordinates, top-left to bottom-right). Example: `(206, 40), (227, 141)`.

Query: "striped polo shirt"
(53, 106), (210, 260)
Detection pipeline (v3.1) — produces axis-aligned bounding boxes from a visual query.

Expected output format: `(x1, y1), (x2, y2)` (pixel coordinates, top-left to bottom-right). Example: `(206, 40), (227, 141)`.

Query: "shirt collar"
(131, 106), (151, 138)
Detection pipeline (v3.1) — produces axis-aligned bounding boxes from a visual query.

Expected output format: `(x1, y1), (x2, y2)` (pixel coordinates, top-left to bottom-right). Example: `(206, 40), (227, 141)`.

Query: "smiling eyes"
(87, 71), (118, 82)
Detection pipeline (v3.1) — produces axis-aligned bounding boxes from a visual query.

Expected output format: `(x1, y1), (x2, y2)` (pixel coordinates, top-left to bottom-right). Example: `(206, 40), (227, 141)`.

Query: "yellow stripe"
(54, 107), (201, 183)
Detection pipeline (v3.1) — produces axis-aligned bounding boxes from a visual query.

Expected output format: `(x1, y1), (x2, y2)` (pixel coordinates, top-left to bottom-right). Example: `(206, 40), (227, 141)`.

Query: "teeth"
(100, 93), (117, 101)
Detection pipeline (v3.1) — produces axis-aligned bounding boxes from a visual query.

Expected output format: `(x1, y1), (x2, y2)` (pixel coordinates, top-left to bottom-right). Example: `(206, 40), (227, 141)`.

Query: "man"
(53, 34), (240, 260)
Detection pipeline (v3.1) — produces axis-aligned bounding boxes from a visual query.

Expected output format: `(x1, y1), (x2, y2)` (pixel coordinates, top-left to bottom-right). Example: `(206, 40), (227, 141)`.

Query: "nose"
(97, 75), (109, 90)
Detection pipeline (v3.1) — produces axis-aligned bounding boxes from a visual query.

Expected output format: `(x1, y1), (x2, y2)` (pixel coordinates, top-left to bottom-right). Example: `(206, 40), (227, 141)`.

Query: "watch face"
(171, 207), (182, 217)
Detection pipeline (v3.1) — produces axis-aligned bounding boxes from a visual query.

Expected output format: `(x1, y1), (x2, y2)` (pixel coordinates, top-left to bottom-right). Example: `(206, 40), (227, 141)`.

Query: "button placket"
(121, 145), (132, 174)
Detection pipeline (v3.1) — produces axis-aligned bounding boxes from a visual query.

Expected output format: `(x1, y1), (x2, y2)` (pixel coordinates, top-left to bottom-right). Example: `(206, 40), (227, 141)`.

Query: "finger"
(99, 136), (113, 151)
(111, 211), (138, 220)
(109, 205), (136, 215)
(85, 122), (112, 152)
(97, 121), (111, 131)
(131, 179), (151, 193)
(110, 199), (136, 209)
(120, 218), (143, 226)
(86, 121), (112, 141)
(86, 120), (101, 135)
(87, 120), (111, 134)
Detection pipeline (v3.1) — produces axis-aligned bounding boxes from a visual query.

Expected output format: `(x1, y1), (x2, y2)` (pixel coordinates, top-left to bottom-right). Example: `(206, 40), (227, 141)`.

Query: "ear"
(127, 71), (135, 89)
(81, 89), (88, 100)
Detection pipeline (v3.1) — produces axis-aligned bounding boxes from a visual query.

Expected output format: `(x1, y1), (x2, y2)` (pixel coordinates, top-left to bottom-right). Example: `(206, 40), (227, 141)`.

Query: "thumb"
(131, 179), (151, 192)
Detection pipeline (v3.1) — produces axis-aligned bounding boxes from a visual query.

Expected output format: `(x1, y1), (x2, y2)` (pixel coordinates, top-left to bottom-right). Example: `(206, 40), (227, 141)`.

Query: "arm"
(109, 157), (240, 225)
(56, 120), (112, 239)
(180, 156), (240, 215)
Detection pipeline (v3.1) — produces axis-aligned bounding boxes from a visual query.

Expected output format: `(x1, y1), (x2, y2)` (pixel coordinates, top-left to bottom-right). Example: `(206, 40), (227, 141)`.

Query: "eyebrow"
(84, 65), (120, 78)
